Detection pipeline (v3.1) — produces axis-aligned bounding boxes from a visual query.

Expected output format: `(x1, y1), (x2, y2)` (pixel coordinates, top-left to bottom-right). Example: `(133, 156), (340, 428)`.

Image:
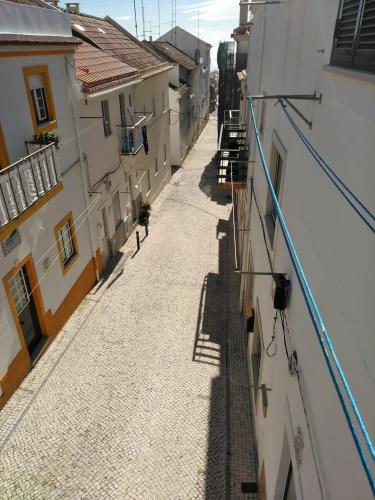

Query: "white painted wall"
(0, 50), (93, 374)
(238, 1), (375, 499)
(158, 27), (211, 122)
(75, 80), (137, 259)
(169, 87), (181, 166)
(121, 71), (172, 205)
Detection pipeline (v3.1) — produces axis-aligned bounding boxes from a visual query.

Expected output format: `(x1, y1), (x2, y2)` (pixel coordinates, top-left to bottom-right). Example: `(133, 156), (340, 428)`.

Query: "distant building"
(157, 26), (211, 132)
(146, 41), (202, 167)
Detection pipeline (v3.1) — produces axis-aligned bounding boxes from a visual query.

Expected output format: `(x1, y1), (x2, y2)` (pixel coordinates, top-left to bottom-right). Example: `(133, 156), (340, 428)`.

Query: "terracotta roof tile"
(67, 12), (169, 75)
(74, 41), (139, 93)
(148, 41), (198, 71)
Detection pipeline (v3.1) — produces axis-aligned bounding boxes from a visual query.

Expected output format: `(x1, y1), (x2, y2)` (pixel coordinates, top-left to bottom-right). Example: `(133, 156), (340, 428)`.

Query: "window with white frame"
(9, 269), (29, 315)
(101, 99), (112, 137)
(29, 74), (49, 124)
(155, 157), (159, 175)
(163, 144), (167, 165)
(58, 221), (75, 265)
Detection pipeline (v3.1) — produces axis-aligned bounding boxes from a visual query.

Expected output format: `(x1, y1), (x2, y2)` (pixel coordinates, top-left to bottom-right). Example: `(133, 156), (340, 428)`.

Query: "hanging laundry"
(142, 126), (149, 155)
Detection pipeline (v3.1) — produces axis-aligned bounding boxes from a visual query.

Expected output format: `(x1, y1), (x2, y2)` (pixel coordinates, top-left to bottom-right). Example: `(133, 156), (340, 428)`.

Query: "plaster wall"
(240, 1), (375, 499)
(0, 52), (93, 375)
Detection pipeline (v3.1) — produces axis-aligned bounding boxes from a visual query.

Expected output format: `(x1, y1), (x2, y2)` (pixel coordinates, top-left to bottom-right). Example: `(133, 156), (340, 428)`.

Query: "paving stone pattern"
(0, 119), (257, 499)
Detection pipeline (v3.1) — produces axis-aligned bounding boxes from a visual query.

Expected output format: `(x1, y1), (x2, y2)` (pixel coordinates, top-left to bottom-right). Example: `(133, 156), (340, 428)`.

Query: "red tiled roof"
(67, 12), (169, 76)
(74, 41), (139, 93)
(149, 41), (198, 71)
(0, 34), (81, 45)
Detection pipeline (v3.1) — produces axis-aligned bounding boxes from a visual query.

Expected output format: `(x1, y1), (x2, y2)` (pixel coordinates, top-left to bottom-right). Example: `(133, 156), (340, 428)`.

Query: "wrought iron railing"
(0, 143), (60, 228)
(120, 114), (147, 155)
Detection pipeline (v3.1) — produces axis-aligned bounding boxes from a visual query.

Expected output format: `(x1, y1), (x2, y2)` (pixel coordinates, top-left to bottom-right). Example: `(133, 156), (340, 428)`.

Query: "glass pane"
(9, 269), (29, 314)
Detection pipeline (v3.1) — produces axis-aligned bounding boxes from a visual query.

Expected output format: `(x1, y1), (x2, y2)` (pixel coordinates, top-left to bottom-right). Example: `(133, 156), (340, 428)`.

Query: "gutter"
(85, 78), (143, 99)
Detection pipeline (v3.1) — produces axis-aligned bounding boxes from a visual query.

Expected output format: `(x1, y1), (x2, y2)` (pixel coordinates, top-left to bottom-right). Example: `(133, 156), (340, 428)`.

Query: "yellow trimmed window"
(0, 124), (9, 170)
(55, 212), (78, 274)
(23, 66), (57, 134)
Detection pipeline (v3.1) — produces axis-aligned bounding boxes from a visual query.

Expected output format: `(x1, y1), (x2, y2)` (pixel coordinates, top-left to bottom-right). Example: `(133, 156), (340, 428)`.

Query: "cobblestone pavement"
(0, 119), (257, 500)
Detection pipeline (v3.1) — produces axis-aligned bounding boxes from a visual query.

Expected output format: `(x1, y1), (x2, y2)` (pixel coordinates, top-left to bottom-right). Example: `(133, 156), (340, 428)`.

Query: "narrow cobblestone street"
(0, 120), (257, 500)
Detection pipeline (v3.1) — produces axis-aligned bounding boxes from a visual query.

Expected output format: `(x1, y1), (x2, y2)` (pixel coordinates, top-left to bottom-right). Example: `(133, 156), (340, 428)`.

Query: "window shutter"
(354, 0), (375, 70)
(331, 0), (375, 72)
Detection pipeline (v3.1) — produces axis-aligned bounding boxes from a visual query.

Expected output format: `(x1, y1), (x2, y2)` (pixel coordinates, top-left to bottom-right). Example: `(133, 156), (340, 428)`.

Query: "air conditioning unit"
(272, 274), (289, 310)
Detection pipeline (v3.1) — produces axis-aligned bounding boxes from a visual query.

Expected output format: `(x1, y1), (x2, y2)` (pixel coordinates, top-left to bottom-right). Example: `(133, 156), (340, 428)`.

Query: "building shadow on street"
(192, 214), (258, 499)
(199, 155), (231, 206)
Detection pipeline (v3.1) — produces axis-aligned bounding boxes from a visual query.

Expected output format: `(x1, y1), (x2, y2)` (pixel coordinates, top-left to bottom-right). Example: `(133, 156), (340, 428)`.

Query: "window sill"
(323, 65), (375, 84)
(61, 251), (78, 275)
(35, 120), (57, 135)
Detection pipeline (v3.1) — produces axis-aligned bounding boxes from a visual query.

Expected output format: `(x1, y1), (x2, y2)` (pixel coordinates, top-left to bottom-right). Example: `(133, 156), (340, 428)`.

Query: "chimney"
(149, 36), (153, 41)
(65, 2), (80, 13)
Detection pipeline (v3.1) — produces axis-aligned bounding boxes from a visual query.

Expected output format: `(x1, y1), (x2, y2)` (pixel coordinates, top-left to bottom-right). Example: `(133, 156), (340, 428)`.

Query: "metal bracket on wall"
(250, 92), (323, 129)
(234, 270), (285, 276)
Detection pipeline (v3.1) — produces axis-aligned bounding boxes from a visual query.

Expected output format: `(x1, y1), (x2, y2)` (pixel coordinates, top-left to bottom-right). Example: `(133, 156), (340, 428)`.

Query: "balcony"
(120, 114), (148, 155)
(217, 110), (248, 189)
(0, 143), (61, 231)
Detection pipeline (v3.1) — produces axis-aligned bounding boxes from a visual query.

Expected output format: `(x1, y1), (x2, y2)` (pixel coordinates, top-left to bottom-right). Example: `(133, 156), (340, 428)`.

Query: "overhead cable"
(277, 97), (375, 233)
(248, 95), (375, 495)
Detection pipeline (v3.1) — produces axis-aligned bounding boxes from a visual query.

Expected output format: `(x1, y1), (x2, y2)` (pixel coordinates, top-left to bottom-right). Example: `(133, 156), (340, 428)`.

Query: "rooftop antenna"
(133, 0), (138, 39)
(141, 0), (146, 39)
(171, 0), (177, 45)
(157, 0), (161, 38)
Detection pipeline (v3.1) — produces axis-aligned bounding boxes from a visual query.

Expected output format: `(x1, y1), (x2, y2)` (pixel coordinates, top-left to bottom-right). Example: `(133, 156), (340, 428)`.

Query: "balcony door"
(8, 266), (42, 356)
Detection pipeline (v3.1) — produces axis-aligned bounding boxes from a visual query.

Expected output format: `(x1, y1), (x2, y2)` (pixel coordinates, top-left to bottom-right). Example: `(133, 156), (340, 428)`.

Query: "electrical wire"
(0, 194), (102, 335)
(265, 312), (278, 357)
(277, 97), (375, 234)
(248, 95), (375, 495)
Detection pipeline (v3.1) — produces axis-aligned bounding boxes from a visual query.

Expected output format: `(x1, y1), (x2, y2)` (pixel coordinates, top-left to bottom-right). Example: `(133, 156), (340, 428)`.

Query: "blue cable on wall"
(277, 97), (375, 234)
(247, 96), (375, 495)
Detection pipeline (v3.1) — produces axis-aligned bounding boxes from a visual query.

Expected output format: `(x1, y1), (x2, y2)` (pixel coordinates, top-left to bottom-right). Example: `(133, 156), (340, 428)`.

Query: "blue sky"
(76, 0), (239, 67)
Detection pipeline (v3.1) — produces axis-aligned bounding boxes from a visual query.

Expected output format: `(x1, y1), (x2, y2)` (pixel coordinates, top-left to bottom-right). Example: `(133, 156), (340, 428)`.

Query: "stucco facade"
(233, 1), (375, 499)
(0, 1), (98, 408)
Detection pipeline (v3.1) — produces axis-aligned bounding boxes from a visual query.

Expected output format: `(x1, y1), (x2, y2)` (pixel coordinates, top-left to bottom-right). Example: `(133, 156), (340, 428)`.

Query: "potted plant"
(139, 201), (151, 226)
(29, 132), (60, 152)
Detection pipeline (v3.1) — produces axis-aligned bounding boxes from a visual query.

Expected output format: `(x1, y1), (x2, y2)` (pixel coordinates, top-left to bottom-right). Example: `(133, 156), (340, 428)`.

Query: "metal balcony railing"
(120, 114), (148, 155)
(217, 111), (248, 189)
(0, 143), (60, 229)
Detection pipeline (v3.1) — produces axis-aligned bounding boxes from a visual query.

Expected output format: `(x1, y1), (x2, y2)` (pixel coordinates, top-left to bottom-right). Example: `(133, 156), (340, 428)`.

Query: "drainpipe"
(65, 56), (100, 282)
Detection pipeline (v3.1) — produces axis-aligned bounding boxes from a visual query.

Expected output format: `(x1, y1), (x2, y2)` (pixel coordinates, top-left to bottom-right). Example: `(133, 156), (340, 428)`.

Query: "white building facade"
(231, 1), (375, 499)
(0, 0), (99, 409)
(158, 26), (211, 133)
